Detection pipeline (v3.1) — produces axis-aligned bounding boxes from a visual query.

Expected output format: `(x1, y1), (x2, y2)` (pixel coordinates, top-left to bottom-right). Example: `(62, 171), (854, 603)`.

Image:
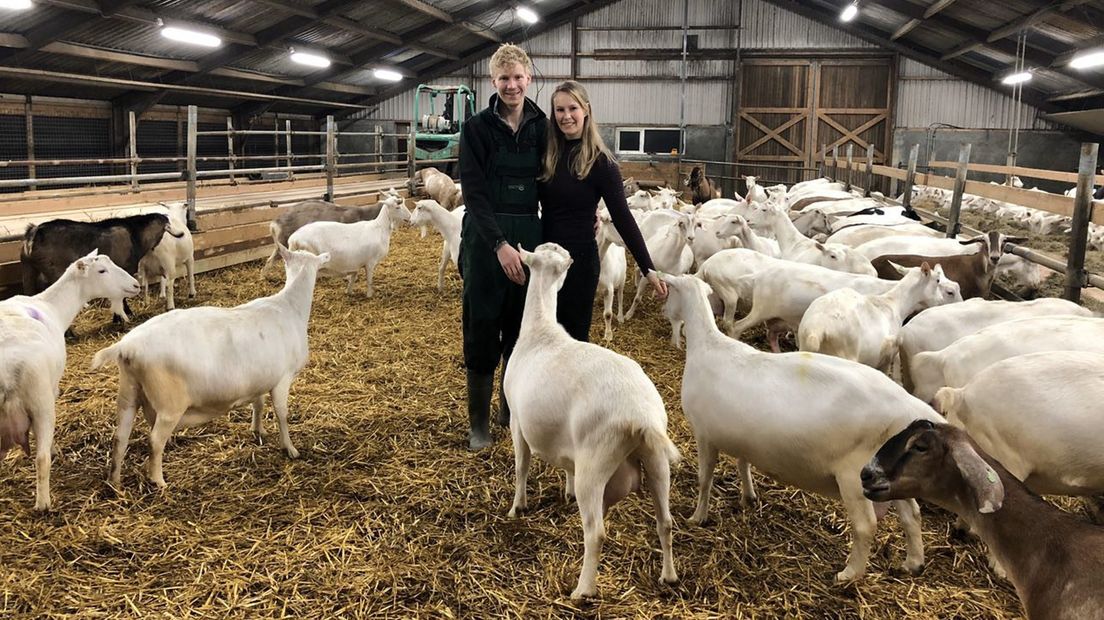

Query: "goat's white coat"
(798, 264), (963, 371)
(138, 202), (196, 311)
(410, 199), (463, 292)
(663, 274), (943, 581)
(92, 247), (330, 489)
(288, 201), (411, 297)
(0, 251), (139, 509)
(504, 243), (679, 599)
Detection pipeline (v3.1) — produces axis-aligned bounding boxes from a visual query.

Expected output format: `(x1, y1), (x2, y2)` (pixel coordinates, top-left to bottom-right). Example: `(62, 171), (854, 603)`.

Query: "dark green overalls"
(458, 97), (545, 375)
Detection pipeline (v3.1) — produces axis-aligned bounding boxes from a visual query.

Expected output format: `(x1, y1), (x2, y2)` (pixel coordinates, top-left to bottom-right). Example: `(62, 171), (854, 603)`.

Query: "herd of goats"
(2, 165), (1103, 616)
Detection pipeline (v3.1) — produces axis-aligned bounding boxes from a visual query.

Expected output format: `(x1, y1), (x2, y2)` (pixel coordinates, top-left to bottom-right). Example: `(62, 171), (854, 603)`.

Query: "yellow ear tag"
(986, 468), (998, 484)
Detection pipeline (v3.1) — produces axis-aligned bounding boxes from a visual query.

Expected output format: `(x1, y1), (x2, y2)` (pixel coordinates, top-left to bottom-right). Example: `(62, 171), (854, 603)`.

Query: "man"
(458, 44), (546, 450)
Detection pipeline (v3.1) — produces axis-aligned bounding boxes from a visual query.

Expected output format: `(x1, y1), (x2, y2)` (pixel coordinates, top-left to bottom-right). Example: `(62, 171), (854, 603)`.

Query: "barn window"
(616, 127), (681, 155)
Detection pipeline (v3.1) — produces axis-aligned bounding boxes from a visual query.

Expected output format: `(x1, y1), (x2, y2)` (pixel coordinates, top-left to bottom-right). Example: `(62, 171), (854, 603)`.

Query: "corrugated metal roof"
(578, 58), (734, 79)
(0, 2), (67, 33)
(579, 0), (737, 28)
(896, 79), (1057, 130)
(739, 0), (877, 49)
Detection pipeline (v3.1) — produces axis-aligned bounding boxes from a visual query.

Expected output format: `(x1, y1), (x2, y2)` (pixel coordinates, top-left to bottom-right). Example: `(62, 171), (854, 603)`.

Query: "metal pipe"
(194, 164), (325, 178)
(226, 116), (236, 184)
(285, 119), (294, 180)
(325, 115), (335, 201)
(1066, 142), (1098, 302)
(128, 110), (138, 192)
(0, 171), (182, 188)
(864, 143), (874, 197)
(186, 105), (197, 228)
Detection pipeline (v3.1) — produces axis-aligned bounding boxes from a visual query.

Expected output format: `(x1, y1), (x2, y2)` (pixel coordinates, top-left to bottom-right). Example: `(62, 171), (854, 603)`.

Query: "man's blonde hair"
(489, 43), (533, 76)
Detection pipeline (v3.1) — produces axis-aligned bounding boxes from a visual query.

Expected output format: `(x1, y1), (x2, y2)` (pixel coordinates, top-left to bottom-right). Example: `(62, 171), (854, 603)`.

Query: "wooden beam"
(460, 21), (501, 43)
(923, 0), (959, 19)
(890, 18), (921, 41)
(248, 0), (319, 19)
(387, 0), (454, 23)
(988, 0), (1094, 43)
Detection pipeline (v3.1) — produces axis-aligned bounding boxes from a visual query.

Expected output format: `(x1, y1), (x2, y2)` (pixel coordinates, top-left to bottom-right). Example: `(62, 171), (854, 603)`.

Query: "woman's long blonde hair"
(540, 81), (613, 182)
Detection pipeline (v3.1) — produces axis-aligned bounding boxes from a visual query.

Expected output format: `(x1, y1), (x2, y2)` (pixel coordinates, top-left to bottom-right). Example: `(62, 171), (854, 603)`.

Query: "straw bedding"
(0, 224), (1045, 618)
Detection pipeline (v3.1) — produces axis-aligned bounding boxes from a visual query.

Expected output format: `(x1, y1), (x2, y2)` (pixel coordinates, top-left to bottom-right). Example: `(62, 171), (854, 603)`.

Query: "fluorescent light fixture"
(373, 69), (403, 82)
(1001, 71), (1032, 85)
(516, 6), (539, 24)
(290, 51), (331, 68)
(840, 2), (858, 22)
(1070, 50), (1104, 70)
(0, 0), (33, 8)
(161, 26), (221, 48)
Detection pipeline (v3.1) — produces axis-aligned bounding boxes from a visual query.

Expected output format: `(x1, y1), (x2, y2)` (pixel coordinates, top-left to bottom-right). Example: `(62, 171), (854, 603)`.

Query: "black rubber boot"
(467, 371), (494, 450)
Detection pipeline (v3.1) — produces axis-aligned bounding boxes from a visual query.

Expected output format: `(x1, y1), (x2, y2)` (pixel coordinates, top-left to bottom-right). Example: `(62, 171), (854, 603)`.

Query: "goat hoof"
(286, 446), (300, 459)
(34, 497), (53, 512)
(834, 567), (862, 584)
(740, 494), (759, 509)
(687, 513), (709, 526)
(570, 584), (597, 600)
(659, 571), (679, 585)
(253, 432), (266, 446)
(902, 560), (925, 576)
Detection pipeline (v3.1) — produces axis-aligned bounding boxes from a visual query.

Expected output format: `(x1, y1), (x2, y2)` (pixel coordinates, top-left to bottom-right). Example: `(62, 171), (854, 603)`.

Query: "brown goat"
(684, 166), (720, 205)
(870, 232), (1024, 299)
(863, 421), (1104, 620)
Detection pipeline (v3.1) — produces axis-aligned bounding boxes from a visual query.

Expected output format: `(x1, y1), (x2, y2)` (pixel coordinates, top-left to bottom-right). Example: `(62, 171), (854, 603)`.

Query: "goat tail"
(932, 386), (965, 417)
(643, 427), (681, 466)
(90, 343), (123, 371)
(21, 223), (38, 256)
(803, 330), (822, 352)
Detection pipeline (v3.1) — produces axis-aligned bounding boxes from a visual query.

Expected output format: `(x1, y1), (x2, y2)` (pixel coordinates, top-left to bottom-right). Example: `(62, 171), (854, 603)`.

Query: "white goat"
(694, 248), (783, 332)
(728, 261), (898, 351)
(624, 217), (695, 347)
(744, 176), (766, 203)
(597, 233), (627, 342)
(896, 297), (1091, 393)
(751, 203), (876, 275)
(909, 315), (1104, 404)
(799, 263), (963, 371)
(662, 273), (943, 581)
(138, 202), (196, 311)
(288, 201), (411, 297)
(826, 223), (942, 247)
(504, 243), (680, 599)
(92, 246), (330, 489)
(410, 199), (462, 293)
(0, 251), (139, 510)
(712, 213), (780, 257)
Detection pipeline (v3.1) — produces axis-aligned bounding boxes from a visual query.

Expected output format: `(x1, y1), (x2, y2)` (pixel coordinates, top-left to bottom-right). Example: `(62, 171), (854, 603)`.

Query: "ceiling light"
(840, 2), (858, 22)
(373, 69), (403, 82)
(1001, 71), (1032, 85)
(161, 26), (221, 48)
(516, 6), (539, 24)
(1070, 50), (1104, 70)
(290, 51), (331, 68)
(0, 0), (33, 9)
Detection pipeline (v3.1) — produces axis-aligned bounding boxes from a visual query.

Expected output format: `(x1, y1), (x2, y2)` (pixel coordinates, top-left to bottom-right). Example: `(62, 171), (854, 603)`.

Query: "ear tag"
(986, 467), (998, 484)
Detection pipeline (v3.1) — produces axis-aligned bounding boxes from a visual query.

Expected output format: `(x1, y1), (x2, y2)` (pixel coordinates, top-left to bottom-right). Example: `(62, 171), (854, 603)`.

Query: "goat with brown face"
(863, 421), (1104, 620)
(684, 166), (719, 205)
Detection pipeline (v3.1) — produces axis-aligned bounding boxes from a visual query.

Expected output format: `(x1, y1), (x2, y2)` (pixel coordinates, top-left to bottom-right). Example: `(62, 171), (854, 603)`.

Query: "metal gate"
(736, 57), (894, 186)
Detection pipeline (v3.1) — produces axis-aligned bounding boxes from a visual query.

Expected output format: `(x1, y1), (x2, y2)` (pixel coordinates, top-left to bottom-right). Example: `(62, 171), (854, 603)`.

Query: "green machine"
(408, 83), (477, 187)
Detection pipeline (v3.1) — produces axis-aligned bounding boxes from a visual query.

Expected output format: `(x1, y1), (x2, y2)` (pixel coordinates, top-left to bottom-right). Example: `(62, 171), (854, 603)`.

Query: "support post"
(864, 143), (874, 197)
(844, 143), (854, 191)
(831, 145), (839, 181)
(285, 119), (294, 180)
(25, 96), (35, 191)
(945, 142), (971, 238)
(226, 116), (235, 184)
(186, 105), (197, 231)
(375, 124), (383, 168)
(325, 115), (335, 201)
(1005, 151), (1017, 186)
(818, 143), (825, 178)
(901, 144), (919, 210)
(1065, 142), (1098, 303)
(128, 110), (138, 192)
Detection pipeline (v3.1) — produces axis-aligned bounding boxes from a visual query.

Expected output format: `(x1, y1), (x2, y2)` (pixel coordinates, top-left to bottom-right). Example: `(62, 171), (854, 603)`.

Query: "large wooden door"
(736, 57), (894, 186)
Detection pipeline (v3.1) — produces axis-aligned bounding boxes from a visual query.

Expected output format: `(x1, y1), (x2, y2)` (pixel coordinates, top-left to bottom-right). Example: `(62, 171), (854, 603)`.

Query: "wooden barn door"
(812, 59), (894, 175)
(736, 57), (894, 186)
(736, 60), (813, 186)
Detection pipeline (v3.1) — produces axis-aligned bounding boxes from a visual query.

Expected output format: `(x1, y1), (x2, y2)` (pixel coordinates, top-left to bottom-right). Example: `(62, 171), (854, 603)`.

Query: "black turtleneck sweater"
(537, 140), (655, 275)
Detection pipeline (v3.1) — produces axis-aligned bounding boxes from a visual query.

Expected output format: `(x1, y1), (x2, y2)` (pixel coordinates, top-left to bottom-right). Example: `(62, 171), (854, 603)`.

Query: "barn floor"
(0, 226), (1033, 618)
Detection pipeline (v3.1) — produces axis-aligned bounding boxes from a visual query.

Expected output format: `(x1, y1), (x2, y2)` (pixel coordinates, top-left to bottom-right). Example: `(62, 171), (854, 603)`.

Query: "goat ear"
(888, 261), (910, 277)
(316, 252), (331, 265)
(517, 244), (531, 264)
(1004, 236), (1027, 244)
(920, 261), (932, 275)
(82, 249), (99, 259)
(277, 243), (292, 261)
(959, 236), (985, 246)
(949, 438), (1005, 514)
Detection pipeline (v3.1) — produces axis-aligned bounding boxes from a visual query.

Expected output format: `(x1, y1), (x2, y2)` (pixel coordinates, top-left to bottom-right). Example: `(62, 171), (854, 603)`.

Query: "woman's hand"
(646, 271), (668, 299)
(497, 244), (526, 285)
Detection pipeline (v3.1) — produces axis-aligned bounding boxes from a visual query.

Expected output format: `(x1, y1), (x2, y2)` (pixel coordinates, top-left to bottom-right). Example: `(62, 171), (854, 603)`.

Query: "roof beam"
(923, 0), (959, 19)
(385, 0), (453, 23)
(988, 0), (1094, 43)
(759, 0), (1061, 113)
(346, 0), (624, 117)
(890, 19), (921, 41)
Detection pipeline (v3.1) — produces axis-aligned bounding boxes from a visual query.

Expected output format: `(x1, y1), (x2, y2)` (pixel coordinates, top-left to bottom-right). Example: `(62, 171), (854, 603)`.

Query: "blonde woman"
(537, 80), (666, 342)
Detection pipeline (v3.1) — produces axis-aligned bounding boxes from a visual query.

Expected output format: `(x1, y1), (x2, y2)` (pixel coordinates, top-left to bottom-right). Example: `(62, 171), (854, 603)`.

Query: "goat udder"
(603, 459), (643, 512)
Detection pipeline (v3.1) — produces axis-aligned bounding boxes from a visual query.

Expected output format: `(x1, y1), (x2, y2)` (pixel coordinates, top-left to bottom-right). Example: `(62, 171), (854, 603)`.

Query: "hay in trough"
(0, 224), (1042, 618)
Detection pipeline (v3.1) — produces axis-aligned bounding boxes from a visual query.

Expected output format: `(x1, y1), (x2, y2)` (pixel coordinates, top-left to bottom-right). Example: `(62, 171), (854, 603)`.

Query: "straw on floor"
(0, 225), (1032, 618)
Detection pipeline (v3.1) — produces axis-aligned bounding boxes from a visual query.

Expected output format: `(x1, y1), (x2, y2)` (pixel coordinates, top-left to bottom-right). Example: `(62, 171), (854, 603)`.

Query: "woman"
(537, 80), (667, 342)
